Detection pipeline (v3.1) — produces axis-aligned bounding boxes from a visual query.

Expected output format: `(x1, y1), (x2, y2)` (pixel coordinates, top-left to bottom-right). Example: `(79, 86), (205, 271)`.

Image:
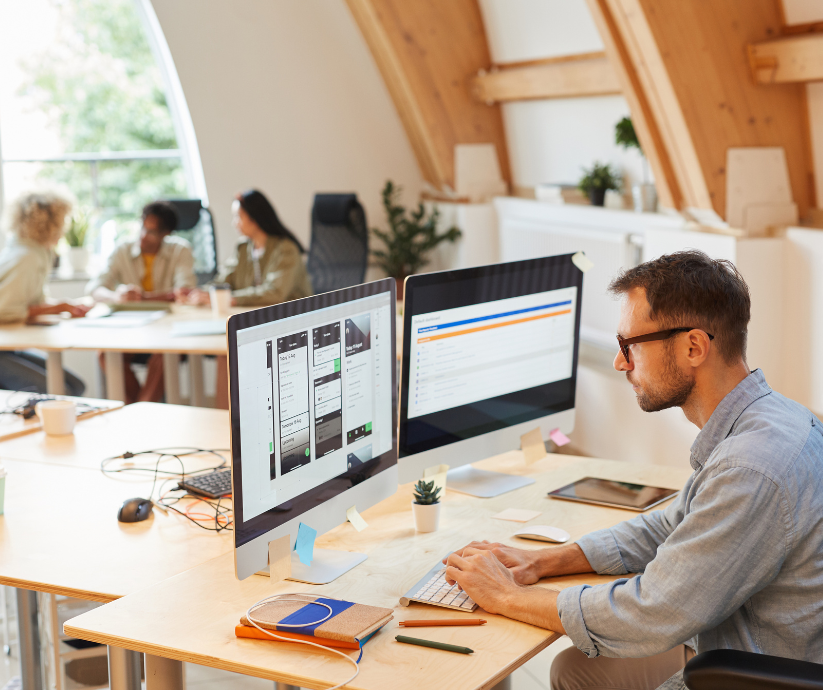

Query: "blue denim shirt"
(557, 369), (823, 661)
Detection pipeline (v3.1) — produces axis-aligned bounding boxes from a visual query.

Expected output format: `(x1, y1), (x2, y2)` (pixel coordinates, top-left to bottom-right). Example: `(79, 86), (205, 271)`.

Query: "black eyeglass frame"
(616, 327), (715, 363)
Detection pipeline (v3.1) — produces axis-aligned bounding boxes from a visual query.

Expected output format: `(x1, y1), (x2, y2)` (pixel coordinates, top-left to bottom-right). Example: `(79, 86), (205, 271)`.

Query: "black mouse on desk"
(118, 497), (153, 523)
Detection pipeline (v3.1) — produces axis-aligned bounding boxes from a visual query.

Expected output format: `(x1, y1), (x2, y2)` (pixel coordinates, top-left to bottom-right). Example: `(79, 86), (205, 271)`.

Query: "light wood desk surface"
(0, 402), (229, 471)
(65, 453), (691, 690)
(0, 390), (123, 442)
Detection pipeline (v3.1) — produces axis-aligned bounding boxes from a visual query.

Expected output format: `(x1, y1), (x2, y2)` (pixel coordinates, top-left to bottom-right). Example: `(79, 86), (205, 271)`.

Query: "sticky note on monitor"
(521, 427), (547, 465)
(293, 522), (317, 566)
(346, 505), (368, 532)
(571, 252), (594, 273)
(268, 535), (291, 582)
(423, 463), (450, 493)
(549, 428), (571, 447)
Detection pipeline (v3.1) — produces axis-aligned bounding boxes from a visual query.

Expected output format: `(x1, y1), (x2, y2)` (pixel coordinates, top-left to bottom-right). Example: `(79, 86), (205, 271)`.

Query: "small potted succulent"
(411, 479), (442, 533)
(578, 162), (621, 207)
(65, 209), (91, 274)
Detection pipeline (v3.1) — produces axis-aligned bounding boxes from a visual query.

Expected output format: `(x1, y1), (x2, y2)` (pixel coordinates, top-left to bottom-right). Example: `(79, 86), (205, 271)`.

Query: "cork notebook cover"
(240, 596), (393, 643)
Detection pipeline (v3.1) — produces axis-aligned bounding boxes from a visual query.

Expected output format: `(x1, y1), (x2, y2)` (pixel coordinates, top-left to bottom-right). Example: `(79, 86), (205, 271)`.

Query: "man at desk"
(87, 201), (196, 403)
(446, 251), (823, 690)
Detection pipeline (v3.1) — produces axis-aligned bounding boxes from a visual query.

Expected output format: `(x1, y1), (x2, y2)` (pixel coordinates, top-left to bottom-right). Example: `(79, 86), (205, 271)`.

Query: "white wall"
(150, 0), (422, 264)
(478, 0), (648, 196)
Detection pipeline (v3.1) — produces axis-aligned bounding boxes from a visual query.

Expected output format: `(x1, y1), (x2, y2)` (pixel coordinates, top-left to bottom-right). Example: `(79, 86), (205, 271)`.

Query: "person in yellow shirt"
(87, 201), (196, 403)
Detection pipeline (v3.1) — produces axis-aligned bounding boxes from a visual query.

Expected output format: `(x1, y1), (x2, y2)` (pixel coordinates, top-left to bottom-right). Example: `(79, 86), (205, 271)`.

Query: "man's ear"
(685, 330), (712, 368)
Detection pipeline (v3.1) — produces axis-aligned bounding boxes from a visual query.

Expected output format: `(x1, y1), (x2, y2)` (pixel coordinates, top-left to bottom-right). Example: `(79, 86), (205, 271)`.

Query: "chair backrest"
(165, 199), (218, 285)
(306, 194), (368, 294)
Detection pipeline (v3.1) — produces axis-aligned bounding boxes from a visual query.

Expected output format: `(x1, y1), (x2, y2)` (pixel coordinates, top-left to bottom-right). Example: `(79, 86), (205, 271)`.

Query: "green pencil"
(396, 635), (474, 655)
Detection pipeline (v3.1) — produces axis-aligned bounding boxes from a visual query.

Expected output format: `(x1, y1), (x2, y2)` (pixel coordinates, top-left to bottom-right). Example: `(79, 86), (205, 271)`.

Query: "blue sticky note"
(293, 522), (317, 566)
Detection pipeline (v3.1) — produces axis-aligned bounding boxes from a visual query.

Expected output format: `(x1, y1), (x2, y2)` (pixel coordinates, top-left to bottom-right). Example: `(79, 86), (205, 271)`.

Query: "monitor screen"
(399, 255), (583, 457)
(228, 281), (396, 549)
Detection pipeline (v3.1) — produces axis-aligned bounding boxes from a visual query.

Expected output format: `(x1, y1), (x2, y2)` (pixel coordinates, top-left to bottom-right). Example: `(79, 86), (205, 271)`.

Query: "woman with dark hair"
(190, 189), (312, 307)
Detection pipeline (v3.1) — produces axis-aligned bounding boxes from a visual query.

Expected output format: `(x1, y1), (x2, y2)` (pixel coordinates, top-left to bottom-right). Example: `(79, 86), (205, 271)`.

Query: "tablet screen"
(548, 477), (678, 511)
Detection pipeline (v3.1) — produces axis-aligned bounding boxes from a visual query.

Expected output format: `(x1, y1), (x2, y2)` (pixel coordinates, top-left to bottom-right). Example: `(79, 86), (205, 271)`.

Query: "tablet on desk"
(548, 477), (679, 511)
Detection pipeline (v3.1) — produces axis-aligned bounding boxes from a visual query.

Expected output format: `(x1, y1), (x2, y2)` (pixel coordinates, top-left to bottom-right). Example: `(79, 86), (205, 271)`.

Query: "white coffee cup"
(35, 400), (77, 436)
(209, 285), (232, 318)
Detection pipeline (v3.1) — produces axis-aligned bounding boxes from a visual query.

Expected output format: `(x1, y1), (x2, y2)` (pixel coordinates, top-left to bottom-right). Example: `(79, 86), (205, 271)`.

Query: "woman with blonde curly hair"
(0, 187), (90, 322)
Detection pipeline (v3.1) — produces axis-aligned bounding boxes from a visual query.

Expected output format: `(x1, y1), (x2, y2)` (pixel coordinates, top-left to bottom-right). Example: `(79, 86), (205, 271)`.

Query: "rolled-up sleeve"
(556, 466), (787, 658)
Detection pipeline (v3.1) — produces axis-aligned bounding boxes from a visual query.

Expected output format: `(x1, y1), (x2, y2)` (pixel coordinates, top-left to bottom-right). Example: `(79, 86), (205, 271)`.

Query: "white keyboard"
(399, 558), (478, 611)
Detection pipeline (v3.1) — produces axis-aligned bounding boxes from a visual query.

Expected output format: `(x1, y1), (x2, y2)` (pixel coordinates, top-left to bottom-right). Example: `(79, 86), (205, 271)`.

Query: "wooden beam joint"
(748, 33), (823, 84)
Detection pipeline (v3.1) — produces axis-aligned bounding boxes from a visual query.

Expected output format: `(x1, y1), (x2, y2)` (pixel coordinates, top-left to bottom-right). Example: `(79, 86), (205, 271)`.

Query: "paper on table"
(521, 427), (547, 465)
(423, 464), (450, 494)
(346, 505), (368, 532)
(293, 522), (317, 566)
(571, 252), (594, 273)
(549, 428), (571, 447)
(268, 535), (291, 582)
(492, 508), (542, 523)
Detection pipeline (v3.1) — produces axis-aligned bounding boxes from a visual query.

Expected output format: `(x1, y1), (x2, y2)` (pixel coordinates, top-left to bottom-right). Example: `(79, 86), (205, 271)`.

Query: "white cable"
(244, 593), (360, 690)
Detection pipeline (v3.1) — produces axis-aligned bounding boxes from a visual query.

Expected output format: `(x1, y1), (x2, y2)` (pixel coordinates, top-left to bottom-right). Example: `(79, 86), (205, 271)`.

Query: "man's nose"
(614, 350), (632, 372)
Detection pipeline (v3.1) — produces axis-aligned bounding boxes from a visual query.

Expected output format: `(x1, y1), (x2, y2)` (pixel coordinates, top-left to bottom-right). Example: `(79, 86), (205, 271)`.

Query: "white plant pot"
(412, 500), (441, 533)
(632, 183), (658, 213)
(68, 247), (90, 274)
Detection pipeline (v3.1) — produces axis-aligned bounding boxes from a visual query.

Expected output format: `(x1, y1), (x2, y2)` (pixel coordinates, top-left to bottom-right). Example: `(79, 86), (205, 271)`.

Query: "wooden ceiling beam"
(471, 52), (621, 104)
(748, 33), (823, 84)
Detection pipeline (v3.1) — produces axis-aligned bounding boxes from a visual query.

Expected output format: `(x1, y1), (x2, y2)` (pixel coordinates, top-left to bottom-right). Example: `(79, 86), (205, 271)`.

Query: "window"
(0, 0), (205, 267)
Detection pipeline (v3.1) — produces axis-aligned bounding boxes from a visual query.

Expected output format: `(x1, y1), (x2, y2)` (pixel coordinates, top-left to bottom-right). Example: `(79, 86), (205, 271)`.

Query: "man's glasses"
(616, 328), (714, 363)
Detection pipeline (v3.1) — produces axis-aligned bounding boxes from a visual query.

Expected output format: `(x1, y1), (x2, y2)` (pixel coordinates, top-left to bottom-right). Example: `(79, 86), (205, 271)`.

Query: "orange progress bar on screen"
(416, 308), (572, 343)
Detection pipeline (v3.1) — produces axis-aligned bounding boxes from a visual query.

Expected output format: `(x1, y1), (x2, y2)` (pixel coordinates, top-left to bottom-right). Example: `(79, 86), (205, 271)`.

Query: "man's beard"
(628, 351), (695, 412)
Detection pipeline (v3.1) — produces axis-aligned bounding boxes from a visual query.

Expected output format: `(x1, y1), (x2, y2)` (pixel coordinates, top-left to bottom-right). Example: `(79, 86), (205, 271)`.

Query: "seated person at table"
(87, 200), (196, 404)
(188, 189), (312, 308)
(444, 251), (823, 690)
(0, 188), (90, 390)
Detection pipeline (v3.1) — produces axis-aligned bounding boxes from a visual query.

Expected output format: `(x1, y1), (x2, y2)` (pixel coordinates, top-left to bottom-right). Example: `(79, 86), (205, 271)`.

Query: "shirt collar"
(689, 368), (772, 469)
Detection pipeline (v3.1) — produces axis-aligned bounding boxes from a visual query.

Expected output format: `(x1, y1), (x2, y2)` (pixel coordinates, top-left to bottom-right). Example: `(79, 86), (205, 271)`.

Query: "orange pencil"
(399, 619), (486, 627)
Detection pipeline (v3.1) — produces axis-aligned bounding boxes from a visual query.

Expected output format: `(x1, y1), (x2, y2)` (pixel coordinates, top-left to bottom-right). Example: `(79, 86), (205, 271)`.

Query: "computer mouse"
(514, 525), (570, 543)
(118, 497), (153, 523)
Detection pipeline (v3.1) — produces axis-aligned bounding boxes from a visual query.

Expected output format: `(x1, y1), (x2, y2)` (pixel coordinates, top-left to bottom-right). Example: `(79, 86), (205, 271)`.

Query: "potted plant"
(578, 162), (621, 207)
(411, 479), (442, 532)
(370, 180), (461, 300)
(615, 116), (657, 213)
(65, 209), (91, 274)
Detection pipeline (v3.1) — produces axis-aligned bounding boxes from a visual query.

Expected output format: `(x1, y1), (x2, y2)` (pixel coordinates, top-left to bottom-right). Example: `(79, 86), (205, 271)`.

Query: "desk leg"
(107, 646), (141, 690)
(189, 354), (206, 407)
(45, 351), (65, 395)
(16, 589), (42, 690)
(163, 354), (182, 405)
(104, 352), (126, 401)
(145, 654), (183, 690)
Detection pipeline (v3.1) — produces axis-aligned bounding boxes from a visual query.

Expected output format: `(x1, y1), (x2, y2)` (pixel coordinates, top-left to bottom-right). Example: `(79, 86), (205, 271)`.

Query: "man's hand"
(29, 302), (91, 319)
(116, 284), (143, 302)
(444, 541), (544, 584)
(183, 288), (211, 306)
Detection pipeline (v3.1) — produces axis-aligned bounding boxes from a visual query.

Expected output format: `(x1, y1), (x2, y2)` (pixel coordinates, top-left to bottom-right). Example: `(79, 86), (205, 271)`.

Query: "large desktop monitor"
(228, 279), (397, 581)
(398, 255), (583, 496)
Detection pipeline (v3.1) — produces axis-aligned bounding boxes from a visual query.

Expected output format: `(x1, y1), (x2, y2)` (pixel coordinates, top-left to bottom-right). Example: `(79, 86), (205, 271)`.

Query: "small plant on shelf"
(578, 162), (621, 207)
(413, 479), (441, 505)
(615, 115), (656, 212)
(64, 209), (90, 248)
(370, 180), (461, 299)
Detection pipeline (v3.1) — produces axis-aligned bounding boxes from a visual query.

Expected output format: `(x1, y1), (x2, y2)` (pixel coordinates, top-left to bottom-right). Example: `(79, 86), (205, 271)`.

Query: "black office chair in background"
(306, 193), (368, 294)
(166, 199), (218, 285)
(683, 649), (823, 689)
(0, 351), (85, 396)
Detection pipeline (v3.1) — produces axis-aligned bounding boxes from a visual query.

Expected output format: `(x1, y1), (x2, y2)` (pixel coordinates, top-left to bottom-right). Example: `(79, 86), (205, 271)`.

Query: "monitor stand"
(446, 465), (535, 498)
(256, 549), (367, 585)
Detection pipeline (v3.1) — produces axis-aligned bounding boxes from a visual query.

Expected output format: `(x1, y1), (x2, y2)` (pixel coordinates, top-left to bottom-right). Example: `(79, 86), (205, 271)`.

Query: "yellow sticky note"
(521, 427), (547, 465)
(423, 463), (450, 494)
(346, 505), (368, 532)
(268, 535), (291, 583)
(571, 251), (594, 273)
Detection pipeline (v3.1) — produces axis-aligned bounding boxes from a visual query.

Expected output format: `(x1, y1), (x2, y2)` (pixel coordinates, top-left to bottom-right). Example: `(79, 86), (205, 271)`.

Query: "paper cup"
(209, 286), (232, 317)
(35, 400), (77, 436)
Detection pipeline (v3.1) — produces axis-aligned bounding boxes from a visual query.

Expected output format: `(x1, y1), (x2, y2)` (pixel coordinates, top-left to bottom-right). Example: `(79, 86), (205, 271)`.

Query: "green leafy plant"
(615, 116), (641, 153)
(413, 479), (441, 506)
(370, 180), (461, 280)
(578, 162), (622, 194)
(65, 209), (91, 248)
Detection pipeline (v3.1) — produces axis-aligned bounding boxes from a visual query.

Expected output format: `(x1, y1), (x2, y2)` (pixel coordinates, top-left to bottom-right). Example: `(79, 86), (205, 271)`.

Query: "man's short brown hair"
(608, 250), (751, 364)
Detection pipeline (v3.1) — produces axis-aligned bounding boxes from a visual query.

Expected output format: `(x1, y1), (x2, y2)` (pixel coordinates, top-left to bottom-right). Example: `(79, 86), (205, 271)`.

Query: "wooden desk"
(65, 454), (691, 690)
(0, 402), (229, 471)
(0, 390), (123, 442)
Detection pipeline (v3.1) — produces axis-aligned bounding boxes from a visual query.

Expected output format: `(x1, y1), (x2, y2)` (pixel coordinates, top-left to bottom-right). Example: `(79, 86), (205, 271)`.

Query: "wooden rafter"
(748, 33), (823, 83)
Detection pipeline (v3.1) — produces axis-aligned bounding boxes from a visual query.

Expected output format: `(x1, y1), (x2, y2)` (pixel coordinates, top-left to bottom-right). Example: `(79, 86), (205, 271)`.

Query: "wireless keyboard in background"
(178, 470), (232, 499)
(399, 558), (478, 611)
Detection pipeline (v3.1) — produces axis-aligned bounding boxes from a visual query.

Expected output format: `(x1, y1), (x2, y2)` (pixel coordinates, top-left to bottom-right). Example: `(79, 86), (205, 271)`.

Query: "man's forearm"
(499, 586), (565, 633)
(533, 543), (594, 579)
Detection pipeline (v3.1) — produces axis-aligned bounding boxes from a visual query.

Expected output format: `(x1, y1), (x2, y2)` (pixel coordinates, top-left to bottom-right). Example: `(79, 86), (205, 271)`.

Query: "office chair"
(683, 649), (823, 689)
(165, 199), (218, 285)
(306, 193), (368, 294)
(0, 351), (85, 396)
